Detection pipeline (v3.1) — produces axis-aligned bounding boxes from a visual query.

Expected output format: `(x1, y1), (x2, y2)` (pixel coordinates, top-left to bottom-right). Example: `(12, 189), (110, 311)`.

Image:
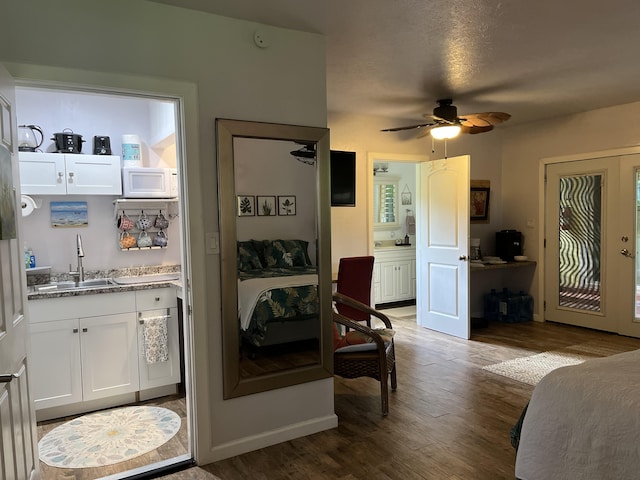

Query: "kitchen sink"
(30, 278), (116, 292)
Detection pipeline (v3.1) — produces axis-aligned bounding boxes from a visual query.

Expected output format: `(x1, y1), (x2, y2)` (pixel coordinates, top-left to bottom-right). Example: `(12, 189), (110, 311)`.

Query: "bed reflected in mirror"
(216, 119), (332, 399)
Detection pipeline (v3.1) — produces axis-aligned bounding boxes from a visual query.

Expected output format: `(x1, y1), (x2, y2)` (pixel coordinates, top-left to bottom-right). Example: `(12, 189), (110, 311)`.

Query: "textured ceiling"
(148, 0), (640, 127)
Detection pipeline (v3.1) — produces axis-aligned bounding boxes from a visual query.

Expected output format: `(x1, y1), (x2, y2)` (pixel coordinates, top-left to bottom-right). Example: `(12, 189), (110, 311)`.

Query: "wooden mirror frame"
(216, 118), (333, 399)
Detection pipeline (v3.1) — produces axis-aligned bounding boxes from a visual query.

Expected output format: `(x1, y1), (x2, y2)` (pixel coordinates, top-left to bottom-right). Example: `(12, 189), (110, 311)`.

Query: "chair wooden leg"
(390, 364), (397, 391)
(380, 374), (389, 416)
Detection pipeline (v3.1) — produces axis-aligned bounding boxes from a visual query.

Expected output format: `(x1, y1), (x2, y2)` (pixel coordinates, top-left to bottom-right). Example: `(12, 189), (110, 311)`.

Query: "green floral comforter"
(239, 267), (319, 347)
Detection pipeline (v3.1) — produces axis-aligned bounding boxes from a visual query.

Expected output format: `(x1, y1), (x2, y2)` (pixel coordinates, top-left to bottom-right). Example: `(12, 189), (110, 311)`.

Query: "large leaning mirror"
(216, 119), (332, 399)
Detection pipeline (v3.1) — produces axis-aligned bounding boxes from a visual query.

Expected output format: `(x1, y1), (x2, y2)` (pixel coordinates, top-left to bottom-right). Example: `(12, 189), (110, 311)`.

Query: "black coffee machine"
(495, 230), (523, 261)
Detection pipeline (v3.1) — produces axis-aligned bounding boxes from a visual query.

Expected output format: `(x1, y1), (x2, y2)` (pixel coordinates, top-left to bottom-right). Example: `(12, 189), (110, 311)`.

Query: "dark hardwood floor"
(189, 309), (640, 480)
(39, 310), (640, 480)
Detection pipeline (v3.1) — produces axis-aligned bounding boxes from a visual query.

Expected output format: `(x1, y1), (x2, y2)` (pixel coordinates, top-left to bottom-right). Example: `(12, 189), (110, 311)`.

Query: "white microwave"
(122, 167), (178, 198)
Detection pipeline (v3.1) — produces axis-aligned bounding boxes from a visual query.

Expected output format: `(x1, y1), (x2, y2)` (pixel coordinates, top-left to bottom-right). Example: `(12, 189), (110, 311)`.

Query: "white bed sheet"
(237, 274), (318, 330)
(515, 348), (640, 480)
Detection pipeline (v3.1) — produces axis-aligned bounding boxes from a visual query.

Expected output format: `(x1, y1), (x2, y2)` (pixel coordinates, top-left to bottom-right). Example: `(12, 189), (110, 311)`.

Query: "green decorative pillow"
(262, 239), (311, 268)
(237, 241), (263, 271)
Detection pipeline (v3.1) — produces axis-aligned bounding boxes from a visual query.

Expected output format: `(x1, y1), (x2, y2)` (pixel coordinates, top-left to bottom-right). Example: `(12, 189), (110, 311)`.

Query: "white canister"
(122, 134), (142, 167)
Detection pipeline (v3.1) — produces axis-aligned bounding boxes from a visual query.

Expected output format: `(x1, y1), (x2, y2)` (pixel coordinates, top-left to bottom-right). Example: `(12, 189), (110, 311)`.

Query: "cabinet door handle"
(155, 297), (160, 302)
(68, 172), (74, 183)
(73, 328), (78, 333)
(82, 327), (88, 333)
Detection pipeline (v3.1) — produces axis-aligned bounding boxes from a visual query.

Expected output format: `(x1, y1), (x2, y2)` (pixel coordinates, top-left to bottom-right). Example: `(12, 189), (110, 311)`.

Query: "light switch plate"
(206, 232), (220, 254)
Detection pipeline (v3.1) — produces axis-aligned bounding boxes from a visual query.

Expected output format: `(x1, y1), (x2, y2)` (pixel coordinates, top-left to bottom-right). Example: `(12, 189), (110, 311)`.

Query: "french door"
(544, 154), (640, 337)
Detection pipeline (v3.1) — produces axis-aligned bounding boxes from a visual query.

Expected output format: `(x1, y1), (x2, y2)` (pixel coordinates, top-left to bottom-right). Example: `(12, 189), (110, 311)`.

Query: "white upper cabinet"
(19, 151), (122, 195)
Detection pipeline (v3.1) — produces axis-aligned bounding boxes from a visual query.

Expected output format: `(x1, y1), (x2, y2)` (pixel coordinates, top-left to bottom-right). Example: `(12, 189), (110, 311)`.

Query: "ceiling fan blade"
(459, 112), (511, 128)
(460, 124), (494, 134)
(381, 122), (435, 132)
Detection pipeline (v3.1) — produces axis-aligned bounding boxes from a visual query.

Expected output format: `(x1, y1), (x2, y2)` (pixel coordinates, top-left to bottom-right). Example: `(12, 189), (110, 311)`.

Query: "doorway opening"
(16, 83), (193, 479)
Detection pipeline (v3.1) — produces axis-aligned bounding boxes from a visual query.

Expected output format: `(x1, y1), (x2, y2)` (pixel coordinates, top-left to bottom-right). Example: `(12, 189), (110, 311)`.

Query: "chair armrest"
(333, 311), (387, 351)
(333, 291), (394, 329)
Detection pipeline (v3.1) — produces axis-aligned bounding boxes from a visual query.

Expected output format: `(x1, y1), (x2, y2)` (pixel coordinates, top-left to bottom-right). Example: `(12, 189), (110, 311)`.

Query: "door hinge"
(544, 238), (546, 248)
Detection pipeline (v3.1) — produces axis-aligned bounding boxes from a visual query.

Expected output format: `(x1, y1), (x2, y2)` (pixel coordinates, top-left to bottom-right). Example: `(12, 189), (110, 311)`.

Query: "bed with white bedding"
(514, 348), (640, 480)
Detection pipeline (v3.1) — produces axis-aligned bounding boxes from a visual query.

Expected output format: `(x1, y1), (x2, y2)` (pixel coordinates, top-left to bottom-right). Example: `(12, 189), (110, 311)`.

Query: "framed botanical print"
(278, 195), (296, 216)
(237, 195), (255, 216)
(257, 196), (276, 216)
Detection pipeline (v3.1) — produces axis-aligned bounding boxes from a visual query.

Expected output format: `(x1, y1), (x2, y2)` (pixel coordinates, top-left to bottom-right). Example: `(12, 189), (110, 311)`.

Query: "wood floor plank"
(200, 314), (640, 480)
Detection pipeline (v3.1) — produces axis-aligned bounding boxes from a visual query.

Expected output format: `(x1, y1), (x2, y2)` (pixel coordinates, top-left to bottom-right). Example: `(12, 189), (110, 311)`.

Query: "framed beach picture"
(51, 201), (88, 227)
(257, 196), (276, 216)
(278, 195), (296, 216)
(237, 195), (255, 216)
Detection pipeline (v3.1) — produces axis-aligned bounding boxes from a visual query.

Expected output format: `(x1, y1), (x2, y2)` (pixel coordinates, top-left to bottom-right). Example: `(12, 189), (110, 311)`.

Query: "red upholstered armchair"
(335, 256), (375, 325)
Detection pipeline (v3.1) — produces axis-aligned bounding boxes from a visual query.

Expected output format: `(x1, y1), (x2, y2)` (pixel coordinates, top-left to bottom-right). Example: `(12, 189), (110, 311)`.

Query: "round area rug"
(38, 405), (181, 468)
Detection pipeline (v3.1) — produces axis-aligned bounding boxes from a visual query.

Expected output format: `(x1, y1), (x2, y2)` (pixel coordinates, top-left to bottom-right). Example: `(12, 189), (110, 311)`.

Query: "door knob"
(0, 373), (19, 383)
(620, 248), (634, 258)
(459, 255), (467, 261)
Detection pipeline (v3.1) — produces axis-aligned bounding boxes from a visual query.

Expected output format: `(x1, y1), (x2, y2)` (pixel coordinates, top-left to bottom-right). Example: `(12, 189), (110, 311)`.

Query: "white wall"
(16, 88), (180, 272)
(235, 138), (317, 256)
(1, 0), (332, 465)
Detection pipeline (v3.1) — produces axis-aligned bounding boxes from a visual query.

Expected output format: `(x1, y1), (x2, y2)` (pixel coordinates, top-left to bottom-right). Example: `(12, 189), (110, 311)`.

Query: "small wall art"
(401, 184), (412, 205)
(470, 180), (490, 223)
(257, 196), (276, 216)
(51, 201), (88, 227)
(278, 195), (296, 216)
(237, 195), (255, 217)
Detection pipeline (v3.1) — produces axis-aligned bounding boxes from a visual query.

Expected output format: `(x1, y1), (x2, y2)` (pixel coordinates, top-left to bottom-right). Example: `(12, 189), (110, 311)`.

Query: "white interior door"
(545, 154), (640, 336)
(416, 155), (470, 339)
(0, 64), (39, 480)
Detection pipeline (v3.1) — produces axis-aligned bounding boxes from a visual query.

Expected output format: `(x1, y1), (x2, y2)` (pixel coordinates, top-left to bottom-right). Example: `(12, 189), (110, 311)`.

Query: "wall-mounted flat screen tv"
(330, 150), (356, 207)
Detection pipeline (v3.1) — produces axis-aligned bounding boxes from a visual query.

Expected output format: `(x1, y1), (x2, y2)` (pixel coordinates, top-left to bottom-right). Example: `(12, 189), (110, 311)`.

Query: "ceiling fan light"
(430, 125), (461, 140)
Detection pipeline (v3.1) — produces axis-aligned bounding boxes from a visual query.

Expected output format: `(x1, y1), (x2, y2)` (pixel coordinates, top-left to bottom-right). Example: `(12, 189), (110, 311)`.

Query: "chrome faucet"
(69, 234), (85, 284)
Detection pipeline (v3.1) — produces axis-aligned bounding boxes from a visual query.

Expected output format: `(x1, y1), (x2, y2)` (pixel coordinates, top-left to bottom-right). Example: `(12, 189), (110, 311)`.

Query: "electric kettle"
(18, 125), (44, 152)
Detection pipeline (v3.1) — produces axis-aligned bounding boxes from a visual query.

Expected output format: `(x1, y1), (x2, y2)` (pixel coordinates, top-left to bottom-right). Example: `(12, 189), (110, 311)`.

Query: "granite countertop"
(27, 265), (182, 301)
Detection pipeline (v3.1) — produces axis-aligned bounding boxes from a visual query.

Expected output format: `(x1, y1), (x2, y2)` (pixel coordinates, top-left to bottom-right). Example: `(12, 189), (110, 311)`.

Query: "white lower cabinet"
(136, 288), (180, 391)
(374, 248), (416, 305)
(81, 313), (139, 402)
(28, 287), (180, 413)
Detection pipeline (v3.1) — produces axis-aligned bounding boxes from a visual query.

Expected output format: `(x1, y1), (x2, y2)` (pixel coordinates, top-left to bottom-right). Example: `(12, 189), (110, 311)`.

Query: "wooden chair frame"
(333, 291), (398, 415)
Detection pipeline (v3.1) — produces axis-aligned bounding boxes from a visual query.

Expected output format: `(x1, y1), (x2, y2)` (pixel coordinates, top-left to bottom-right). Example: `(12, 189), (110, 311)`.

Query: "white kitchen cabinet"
(374, 247), (416, 305)
(28, 287), (181, 413)
(19, 151), (122, 195)
(80, 313), (139, 402)
(136, 288), (181, 391)
(28, 292), (138, 410)
(30, 319), (82, 409)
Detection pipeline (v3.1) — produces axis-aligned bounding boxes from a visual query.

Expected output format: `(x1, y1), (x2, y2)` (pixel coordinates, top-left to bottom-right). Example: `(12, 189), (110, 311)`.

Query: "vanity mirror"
(216, 119), (332, 399)
(373, 176), (399, 228)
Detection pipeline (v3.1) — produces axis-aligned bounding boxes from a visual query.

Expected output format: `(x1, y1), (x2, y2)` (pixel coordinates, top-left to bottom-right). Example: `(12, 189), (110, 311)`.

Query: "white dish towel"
(143, 316), (169, 364)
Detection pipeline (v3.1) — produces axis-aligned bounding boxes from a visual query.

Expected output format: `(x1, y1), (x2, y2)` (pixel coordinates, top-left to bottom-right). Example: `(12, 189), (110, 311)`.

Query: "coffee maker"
(495, 230), (523, 261)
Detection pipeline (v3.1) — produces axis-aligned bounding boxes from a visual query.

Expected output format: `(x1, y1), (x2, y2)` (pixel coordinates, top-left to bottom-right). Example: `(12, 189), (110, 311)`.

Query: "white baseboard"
(204, 414), (338, 463)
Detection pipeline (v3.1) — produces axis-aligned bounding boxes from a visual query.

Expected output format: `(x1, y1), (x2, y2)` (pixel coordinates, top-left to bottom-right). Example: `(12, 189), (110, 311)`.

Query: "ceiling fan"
(381, 99), (511, 139)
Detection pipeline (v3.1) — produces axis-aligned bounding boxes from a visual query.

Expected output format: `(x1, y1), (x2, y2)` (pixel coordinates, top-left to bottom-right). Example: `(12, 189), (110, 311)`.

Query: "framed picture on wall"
(470, 180), (490, 223)
(278, 195), (296, 216)
(237, 195), (255, 216)
(257, 196), (276, 216)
